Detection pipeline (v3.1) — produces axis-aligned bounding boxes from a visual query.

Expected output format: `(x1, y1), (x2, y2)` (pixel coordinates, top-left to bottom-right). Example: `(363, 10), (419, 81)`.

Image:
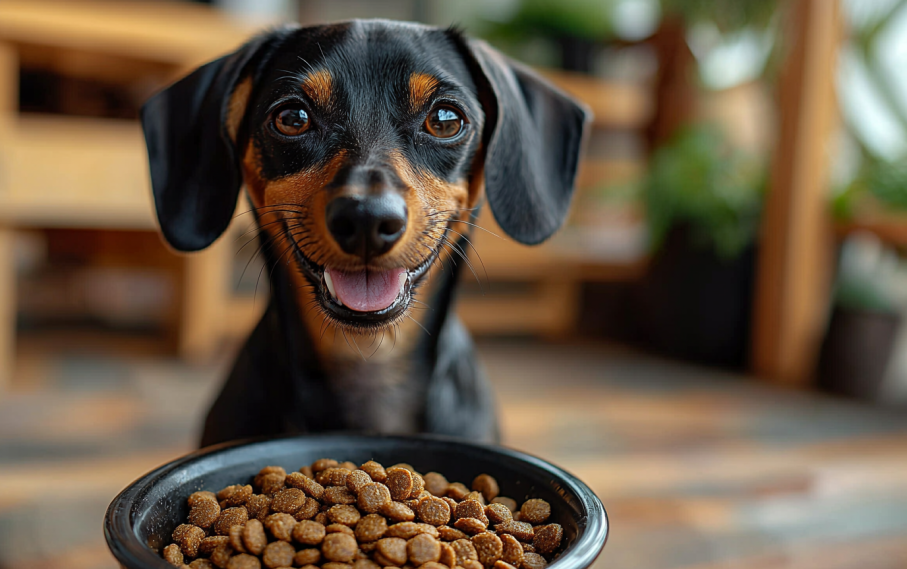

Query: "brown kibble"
(359, 541), (378, 553)
(490, 498), (517, 513)
(380, 501), (415, 522)
(254, 465), (286, 480)
(470, 475), (499, 503)
(327, 523), (355, 535)
(518, 500), (550, 525)
(229, 524), (248, 553)
(409, 474), (425, 499)
(484, 504), (512, 525)
(241, 519), (267, 555)
(347, 469), (374, 493)
(451, 539), (478, 566)
(246, 495), (271, 522)
(438, 541), (457, 568)
(421, 562), (448, 569)
(376, 537), (409, 566)
(390, 463), (416, 472)
(355, 514), (388, 542)
(464, 492), (485, 506)
(328, 504), (362, 526)
(416, 523), (441, 539)
(324, 486), (357, 505)
(354, 559), (381, 569)
(199, 536), (229, 557)
(338, 461), (358, 471)
(323, 564), (353, 569)
(293, 519), (327, 545)
(218, 485), (253, 507)
(520, 544), (535, 554)
(441, 497), (459, 512)
(190, 560), (215, 569)
(262, 541), (294, 568)
(471, 533), (503, 568)
(407, 533), (441, 565)
(294, 548), (322, 566)
(520, 553), (546, 569)
(163, 543), (184, 566)
(322, 532), (359, 563)
(494, 522), (533, 543)
(214, 507), (249, 536)
(188, 491), (218, 508)
(361, 461), (387, 483)
(384, 522), (421, 539)
(313, 458), (340, 473)
(227, 553), (261, 569)
(300, 466), (315, 480)
(446, 484), (469, 501)
(386, 468), (414, 501)
(404, 498), (422, 510)
(315, 512), (329, 525)
(271, 488), (306, 514)
(463, 561), (484, 569)
(417, 496), (451, 526)
(173, 524), (206, 557)
(437, 526), (468, 541)
(493, 562), (517, 569)
(531, 525), (562, 555)
(358, 482), (392, 513)
(295, 497), (320, 521)
(318, 467), (352, 487)
(499, 535), (523, 568)
(453, 518), (487, 535)
(422, 473), (449, 497)
(257, 473), (287, 495)
(454, 500), (487, 525)
(264, 513), (297, 542)
(210, 544), (233, 568)
(286, 472), (325, 500)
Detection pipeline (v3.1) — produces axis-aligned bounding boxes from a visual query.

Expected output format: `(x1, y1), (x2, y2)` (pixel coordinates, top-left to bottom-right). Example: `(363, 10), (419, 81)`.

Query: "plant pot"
(817, 306), (901, 400)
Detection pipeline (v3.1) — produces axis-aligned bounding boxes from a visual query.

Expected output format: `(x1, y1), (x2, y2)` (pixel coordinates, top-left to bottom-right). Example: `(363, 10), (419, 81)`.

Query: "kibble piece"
(446, 483), (469, 501)
(386, 468), (414, 501)
(520, 544), (535, 554)
(380, 501), (415, 522)
(163, 543), (184, 566)
(442, 497), (459, 512)
(438, 542), (457, 568)
(407, 533), (441, 565)
(453, 518), (487, 535)
(323, 564), (353, 569)
(315, 512), (329, 525)
(361, 461), (388, 483)
(327, 523), (355, 535)
(454, 501), (487, 525)
(257, 473), (287, 495)
(227, 553), (261, 569)
(422, 472), (449, 497)
(416, 524), (440, 539)
(494, 522), (534, 543)
(189, 491), (218, 508)
(465, 492), (485, 506)
(293, 497), (320, 521)
(254, 466), (286, 483)
(417, 496), (451, 526)
(286, 472), (325, 500)
(246, 494), (271, 522)
(295, 548), (322, 566)
(318, 467), (352, 487)
(359, 541), (378, 553)
(409, 474), (426, 499)
(384, 522), (422, 539)
(347, 469), (374, 493)
(470, 475), (499, 503)
(490, 498), (517, 513)
(463, 560), (484, 569)
(241, 519), (267, 555)
(499, 535), (523, 568)
(355, 514), (388, 542)
(229, 524), (248, 553)
(472, 533), (503, 568)
(518, 500), (550, 525)
(178, 525), (206, 558)
(199, 536), (229, 557)
(262, 541), (295, 568)
(218, 485), (254, 506)
(214, 507), (249, 536)
(354, 560), (381, 569)
(493, 562), (517, 569)
(376, 538), (409, 566)
(451, 540), (478, 566)
(358, 482), (392, 513)
(437, 525), (468, 542)
(293, 520), (327, 545)
(485, 504), (512, 525)
(312, 458), (340, 473)
(300, 465), (315, 479)
(322, 532), (359, 563)
(390, 463), (416, 472)
(271, 488), (306, 514)
(264, 513), (297, 542)
(324, 486), (357, 505)
(328, 504), (362, 526)
(190, 560), (215, 569)
(520, 553), (546, 569)
(531, 525), (562, 555)
(210, 544), (234, 568)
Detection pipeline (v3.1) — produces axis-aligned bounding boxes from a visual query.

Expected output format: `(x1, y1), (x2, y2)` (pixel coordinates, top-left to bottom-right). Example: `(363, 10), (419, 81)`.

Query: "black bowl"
(105, 434), (608, 569)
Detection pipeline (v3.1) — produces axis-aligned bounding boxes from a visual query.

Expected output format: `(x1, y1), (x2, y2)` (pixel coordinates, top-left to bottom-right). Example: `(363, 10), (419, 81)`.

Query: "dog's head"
(142, 20), (588, 331)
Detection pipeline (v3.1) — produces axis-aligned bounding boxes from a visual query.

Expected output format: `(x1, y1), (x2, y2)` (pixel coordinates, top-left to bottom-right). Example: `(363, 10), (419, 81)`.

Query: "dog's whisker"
(404, 312), (431, 336)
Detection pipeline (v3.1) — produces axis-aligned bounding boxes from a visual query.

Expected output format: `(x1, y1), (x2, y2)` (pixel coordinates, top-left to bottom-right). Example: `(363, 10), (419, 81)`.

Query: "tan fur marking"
(301, 69), (333, 108)
(226, 77), (253, 142)
(408, 72), (439, 111)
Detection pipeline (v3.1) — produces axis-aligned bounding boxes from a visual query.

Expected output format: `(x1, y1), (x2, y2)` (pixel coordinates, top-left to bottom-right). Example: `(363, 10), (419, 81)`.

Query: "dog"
(141, 20), (588, 448)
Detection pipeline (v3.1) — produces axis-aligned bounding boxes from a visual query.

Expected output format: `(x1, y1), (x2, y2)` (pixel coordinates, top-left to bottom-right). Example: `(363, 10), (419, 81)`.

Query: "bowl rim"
(105, 433), (608, 569)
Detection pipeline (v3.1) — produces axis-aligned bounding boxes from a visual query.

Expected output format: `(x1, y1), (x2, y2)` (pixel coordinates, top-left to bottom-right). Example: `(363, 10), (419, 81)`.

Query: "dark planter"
(635, 227), (756, 369)
(817, 306), (901, 400)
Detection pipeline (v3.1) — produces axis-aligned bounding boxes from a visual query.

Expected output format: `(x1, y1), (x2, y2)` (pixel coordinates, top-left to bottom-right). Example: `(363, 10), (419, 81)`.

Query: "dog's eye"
(424, 106), (464, 139)
(274, 108), (310, 136)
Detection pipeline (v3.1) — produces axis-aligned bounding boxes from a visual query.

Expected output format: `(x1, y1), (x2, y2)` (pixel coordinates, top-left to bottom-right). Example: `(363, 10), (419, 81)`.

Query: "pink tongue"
(327, 267), (406, 312)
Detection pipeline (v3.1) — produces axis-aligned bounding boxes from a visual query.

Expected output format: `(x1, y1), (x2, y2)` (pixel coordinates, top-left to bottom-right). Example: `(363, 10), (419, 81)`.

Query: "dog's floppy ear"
(457, 38), (591, 245)
(141, 29), (290, 252)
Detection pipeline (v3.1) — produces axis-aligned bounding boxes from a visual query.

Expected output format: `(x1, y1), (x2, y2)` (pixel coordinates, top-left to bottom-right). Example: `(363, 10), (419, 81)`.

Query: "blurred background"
(0, 0), (906, 567)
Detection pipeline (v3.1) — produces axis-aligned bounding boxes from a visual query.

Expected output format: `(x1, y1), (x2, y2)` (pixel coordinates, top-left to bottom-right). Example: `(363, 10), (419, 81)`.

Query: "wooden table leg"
(179, 237), (230, 363)
(0, 226), (16, 392)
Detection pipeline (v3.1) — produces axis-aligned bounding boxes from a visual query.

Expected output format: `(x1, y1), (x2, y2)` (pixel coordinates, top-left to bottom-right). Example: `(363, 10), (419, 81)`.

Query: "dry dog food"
(160, 459), (564, 569)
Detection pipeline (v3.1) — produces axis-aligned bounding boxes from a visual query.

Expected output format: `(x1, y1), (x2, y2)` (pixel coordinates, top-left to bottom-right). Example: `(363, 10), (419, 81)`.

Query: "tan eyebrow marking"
(408, 72), (440, 112)
(301, 69), (333, 108)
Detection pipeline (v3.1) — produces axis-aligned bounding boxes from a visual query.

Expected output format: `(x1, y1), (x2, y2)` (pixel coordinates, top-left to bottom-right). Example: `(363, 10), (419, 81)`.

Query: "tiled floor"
(1, 339), (907, 568)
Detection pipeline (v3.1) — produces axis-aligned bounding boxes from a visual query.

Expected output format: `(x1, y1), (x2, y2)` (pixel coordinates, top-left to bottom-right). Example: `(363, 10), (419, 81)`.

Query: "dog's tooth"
(324, 270), (341, 304)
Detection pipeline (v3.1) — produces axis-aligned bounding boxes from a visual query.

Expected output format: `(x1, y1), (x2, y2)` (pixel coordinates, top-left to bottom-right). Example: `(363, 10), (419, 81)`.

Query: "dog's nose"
(326, 194), (408, 259)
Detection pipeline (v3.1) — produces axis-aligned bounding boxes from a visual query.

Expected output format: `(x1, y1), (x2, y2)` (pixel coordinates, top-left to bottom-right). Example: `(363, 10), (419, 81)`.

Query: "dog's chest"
(327, 359), (425, 433)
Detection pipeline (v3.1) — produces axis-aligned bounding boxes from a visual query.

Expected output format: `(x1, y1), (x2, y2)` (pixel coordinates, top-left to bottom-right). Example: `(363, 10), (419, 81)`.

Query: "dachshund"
(141, 20), (589, 448)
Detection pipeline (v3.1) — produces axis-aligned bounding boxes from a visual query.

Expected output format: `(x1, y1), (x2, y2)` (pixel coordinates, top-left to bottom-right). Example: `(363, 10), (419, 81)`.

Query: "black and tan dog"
(141, 20), (588, 447)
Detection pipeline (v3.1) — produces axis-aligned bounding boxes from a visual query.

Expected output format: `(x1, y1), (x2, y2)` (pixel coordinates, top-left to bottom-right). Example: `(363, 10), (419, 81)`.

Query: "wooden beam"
(751, 0), (840, 385)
